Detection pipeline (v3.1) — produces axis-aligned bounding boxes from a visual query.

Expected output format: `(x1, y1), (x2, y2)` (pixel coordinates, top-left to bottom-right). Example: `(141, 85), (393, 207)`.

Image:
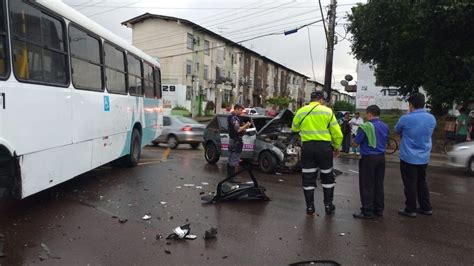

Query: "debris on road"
(201, 182), (209, 185)
(183, 184), (195, 187)
(176, 186), (182, 189)
(160, 201), (167, 205)
(38, 243), (52, 261)
(196, 186), (203, 189)
(164, 249), (171, 254)
(222, 256), (228, 259)
(0, 233), (5, 257)
(156, 234), (163, 240)
(278, 179), (285, 182)
(166, 224), (191, 240)
(339, 233), (346, 236)
(275, 172), (282, 176)
(118, 218), (128, 224)
(142, 215), (152, 220)
(204, 227), (218, 240)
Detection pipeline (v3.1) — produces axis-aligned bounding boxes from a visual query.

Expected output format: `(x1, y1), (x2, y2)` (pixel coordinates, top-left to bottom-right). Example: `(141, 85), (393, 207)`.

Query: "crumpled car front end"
(255, 109), (302, 171)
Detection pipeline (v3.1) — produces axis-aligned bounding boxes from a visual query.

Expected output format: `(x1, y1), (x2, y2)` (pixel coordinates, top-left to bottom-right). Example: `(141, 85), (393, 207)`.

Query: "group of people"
(292, 91), (436, 219)
(225, 91), (437, 219)
(339, 111), (364, 154)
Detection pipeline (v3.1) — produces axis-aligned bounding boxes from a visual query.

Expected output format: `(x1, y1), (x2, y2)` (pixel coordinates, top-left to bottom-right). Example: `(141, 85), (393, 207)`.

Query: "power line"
(205, 1), (297, 28)
(318, 0), (328, 42)
(86, 0), (140, 17)
(158, 19), (323, 59)
(307, 27), (316, 81)
(224, 17), (318, 38)
(196, 1), (269, 25)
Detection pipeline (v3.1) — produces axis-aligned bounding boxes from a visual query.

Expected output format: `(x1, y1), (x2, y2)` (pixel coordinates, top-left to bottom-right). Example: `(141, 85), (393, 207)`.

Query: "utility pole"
(323, 0), (337, 104)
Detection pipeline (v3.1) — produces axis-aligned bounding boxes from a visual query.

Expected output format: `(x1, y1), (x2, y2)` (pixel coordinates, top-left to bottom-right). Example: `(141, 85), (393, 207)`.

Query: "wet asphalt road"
(0, 146), (473, 265)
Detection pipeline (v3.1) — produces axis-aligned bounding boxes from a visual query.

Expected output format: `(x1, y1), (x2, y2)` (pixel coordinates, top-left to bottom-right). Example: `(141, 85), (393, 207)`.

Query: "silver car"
(447, 141), (474, 175)
(153, 116), (205, 149)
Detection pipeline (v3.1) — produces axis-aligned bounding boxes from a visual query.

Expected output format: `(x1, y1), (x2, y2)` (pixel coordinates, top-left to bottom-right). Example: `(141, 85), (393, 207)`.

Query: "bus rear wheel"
(123, 129), (141, 167)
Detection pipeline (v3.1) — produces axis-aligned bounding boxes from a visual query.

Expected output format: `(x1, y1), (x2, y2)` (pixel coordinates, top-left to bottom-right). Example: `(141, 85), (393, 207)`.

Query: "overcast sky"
(63, 0), (365, 91)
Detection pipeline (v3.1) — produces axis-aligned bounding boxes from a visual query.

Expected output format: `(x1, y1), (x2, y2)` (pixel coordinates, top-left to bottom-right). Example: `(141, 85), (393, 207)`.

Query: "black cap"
(234, 103), (245, 109)
(310, 90), (326, 100)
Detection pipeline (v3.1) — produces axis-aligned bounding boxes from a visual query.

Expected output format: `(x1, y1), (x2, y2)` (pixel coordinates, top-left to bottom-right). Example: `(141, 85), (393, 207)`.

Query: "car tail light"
(181, 125), (192, 131)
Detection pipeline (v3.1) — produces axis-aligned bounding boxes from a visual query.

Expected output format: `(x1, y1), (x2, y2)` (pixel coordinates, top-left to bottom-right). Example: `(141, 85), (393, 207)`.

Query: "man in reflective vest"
(292, 91), (343, 215)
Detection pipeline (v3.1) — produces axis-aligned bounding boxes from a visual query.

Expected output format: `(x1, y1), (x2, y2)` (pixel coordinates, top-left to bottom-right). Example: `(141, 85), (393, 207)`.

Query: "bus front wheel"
(124, 129), (141, 167)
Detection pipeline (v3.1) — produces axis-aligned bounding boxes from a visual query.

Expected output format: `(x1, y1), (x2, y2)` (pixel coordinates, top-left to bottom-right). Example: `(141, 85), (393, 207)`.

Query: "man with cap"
(227, 103), (252, 180)
(292, 91), (343, 215)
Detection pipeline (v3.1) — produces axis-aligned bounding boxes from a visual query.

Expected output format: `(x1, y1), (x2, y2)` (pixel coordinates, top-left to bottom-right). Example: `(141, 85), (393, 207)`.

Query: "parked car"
(203, 109), (301, 173)
(153, 116), (205, 149)
(447, 141), (474, 175)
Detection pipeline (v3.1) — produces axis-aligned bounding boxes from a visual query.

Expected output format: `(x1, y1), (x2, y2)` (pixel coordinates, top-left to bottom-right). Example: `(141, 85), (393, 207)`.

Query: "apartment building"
(122, 13), (309, 115)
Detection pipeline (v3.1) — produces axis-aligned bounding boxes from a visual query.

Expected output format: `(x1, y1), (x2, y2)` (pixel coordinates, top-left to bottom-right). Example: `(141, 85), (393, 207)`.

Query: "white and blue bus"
(0, 0), (163, 199)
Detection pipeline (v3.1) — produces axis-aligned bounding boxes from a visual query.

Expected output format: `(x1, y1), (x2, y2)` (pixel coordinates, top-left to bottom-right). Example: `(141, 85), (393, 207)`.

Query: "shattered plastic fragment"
(339, 233), (346, 236)
(183, 184), (195, 187)
(38, 243), (50, 261)
(176, 186), (182, 189)
(142, 215), (152, 220)
(275, 172), (282, 175)
(201, 182), (209, 185)
(166, 224), (191, 240)
(278, 179), (284, 182)
(0, 233), (5, 257)
(164, 249), (171, 254)
(185, 234), (197, 240)
(196, 186), (202, 189)
(204, 227), (218, 240)
(160, 201), (167, 205)
(118, 218), (128, 224)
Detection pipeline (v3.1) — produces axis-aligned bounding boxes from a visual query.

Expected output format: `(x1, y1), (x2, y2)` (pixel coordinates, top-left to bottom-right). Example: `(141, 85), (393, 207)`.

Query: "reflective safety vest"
(291, 102), (343, 148)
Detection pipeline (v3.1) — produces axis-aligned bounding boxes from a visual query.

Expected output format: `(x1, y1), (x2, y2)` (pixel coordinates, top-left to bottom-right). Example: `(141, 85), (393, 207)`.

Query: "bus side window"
(154, 67), (161, 99)
(127, 54), (143, 96)
(69, 25), (102, 91)
(9, 0), (68, 85)
(0, 0), (7, 78)
(143, 62), (154, 98)
(104, 42), (126, 94)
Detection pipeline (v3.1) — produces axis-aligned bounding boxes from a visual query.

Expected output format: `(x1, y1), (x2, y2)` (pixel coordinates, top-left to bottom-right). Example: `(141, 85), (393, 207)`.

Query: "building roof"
(122, 13), (309, 79)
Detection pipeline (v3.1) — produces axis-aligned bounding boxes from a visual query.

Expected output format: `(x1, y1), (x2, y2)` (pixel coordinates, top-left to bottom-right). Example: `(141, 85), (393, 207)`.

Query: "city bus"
(0, 0), (163, 199)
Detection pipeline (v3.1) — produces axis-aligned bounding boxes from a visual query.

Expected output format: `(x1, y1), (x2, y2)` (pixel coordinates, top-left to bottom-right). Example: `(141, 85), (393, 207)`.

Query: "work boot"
(303, 190), (315, 215)
(323, 187), (336, 215)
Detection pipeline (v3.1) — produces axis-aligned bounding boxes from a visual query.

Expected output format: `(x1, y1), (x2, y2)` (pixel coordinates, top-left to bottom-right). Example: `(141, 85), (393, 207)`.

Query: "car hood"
(258, 109), (294, 134)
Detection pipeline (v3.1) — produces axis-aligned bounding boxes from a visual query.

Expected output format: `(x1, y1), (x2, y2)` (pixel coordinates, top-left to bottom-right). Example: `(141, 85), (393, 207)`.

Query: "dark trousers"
(400, 160), (432, 213)
(359, 155), (385, 214)
(301, 141), (334, 189)
(342, 133), (351, 152)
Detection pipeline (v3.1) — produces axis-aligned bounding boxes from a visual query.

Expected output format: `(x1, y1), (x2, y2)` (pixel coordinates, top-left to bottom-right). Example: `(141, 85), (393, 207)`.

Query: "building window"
(104, 42), (126, 94)
(69, 25), (102, 90)
(186, 60), (192, 75)
(204, 65), (208, 80)
(196, 62), (199, 73)
(204, 40), (209, 55)
(10, 0), (68, 85)
(187, 33), (194, 50)
(186, 85), (192, 100)
(127, 54), (143, 96)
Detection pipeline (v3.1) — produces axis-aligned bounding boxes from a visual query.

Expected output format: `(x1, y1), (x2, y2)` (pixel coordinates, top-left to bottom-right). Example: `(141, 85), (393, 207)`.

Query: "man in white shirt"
(350, 112), (364, 155)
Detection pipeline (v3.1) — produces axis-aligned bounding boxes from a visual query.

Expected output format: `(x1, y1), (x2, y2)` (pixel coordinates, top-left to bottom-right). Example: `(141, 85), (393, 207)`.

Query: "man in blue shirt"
(352, 105), (389, 219)
(395, 93), (436, 218)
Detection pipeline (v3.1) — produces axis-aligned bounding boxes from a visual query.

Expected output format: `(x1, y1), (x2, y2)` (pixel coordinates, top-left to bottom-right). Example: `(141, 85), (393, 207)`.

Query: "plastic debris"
(222, 256), (228, 259)
(204, 227), (218, 240)
(156, 234), (163, 240)
(38, 243), (50, 261)
(278, 179), (285, 182)
(142, 215), (152, 220)
(176, 186), (182, 189)
(183, 184), (195, 187)
(164, 249), (171, 254)
(339, 233), (346, 236)
(275, 172), (283, 175)
(166, 224), (194, 240)
(118, 218), (128, 224)
(160, 201), (167, 205)
(196, 186), (203, 189)
(201, 182), (209, 185)
(0, 233), (5, 257)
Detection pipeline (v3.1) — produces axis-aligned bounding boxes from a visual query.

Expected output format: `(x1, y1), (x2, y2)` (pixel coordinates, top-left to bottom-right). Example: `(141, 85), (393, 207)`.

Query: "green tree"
(347, 1), (474, 113)
(332, 101), (355, 113)
(266, 96), (295, 109)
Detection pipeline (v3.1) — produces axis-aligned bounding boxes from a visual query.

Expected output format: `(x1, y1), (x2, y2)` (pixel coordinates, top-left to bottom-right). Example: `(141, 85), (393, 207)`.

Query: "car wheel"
(259, 151), (277, 174)
(205, 142), (220, 164)
(190, 143), (200, 149)
(167, 135), (179, 149)
(124, 129), (141, 167)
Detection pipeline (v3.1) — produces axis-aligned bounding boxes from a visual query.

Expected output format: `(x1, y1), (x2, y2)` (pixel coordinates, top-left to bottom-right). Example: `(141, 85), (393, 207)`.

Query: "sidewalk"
(339, 152), (450, 168)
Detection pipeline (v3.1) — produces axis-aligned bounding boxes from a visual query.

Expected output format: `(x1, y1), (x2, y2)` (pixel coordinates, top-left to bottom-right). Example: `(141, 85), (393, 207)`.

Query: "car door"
(157, 116), (171, 142)
(217, 116), (230, 157)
